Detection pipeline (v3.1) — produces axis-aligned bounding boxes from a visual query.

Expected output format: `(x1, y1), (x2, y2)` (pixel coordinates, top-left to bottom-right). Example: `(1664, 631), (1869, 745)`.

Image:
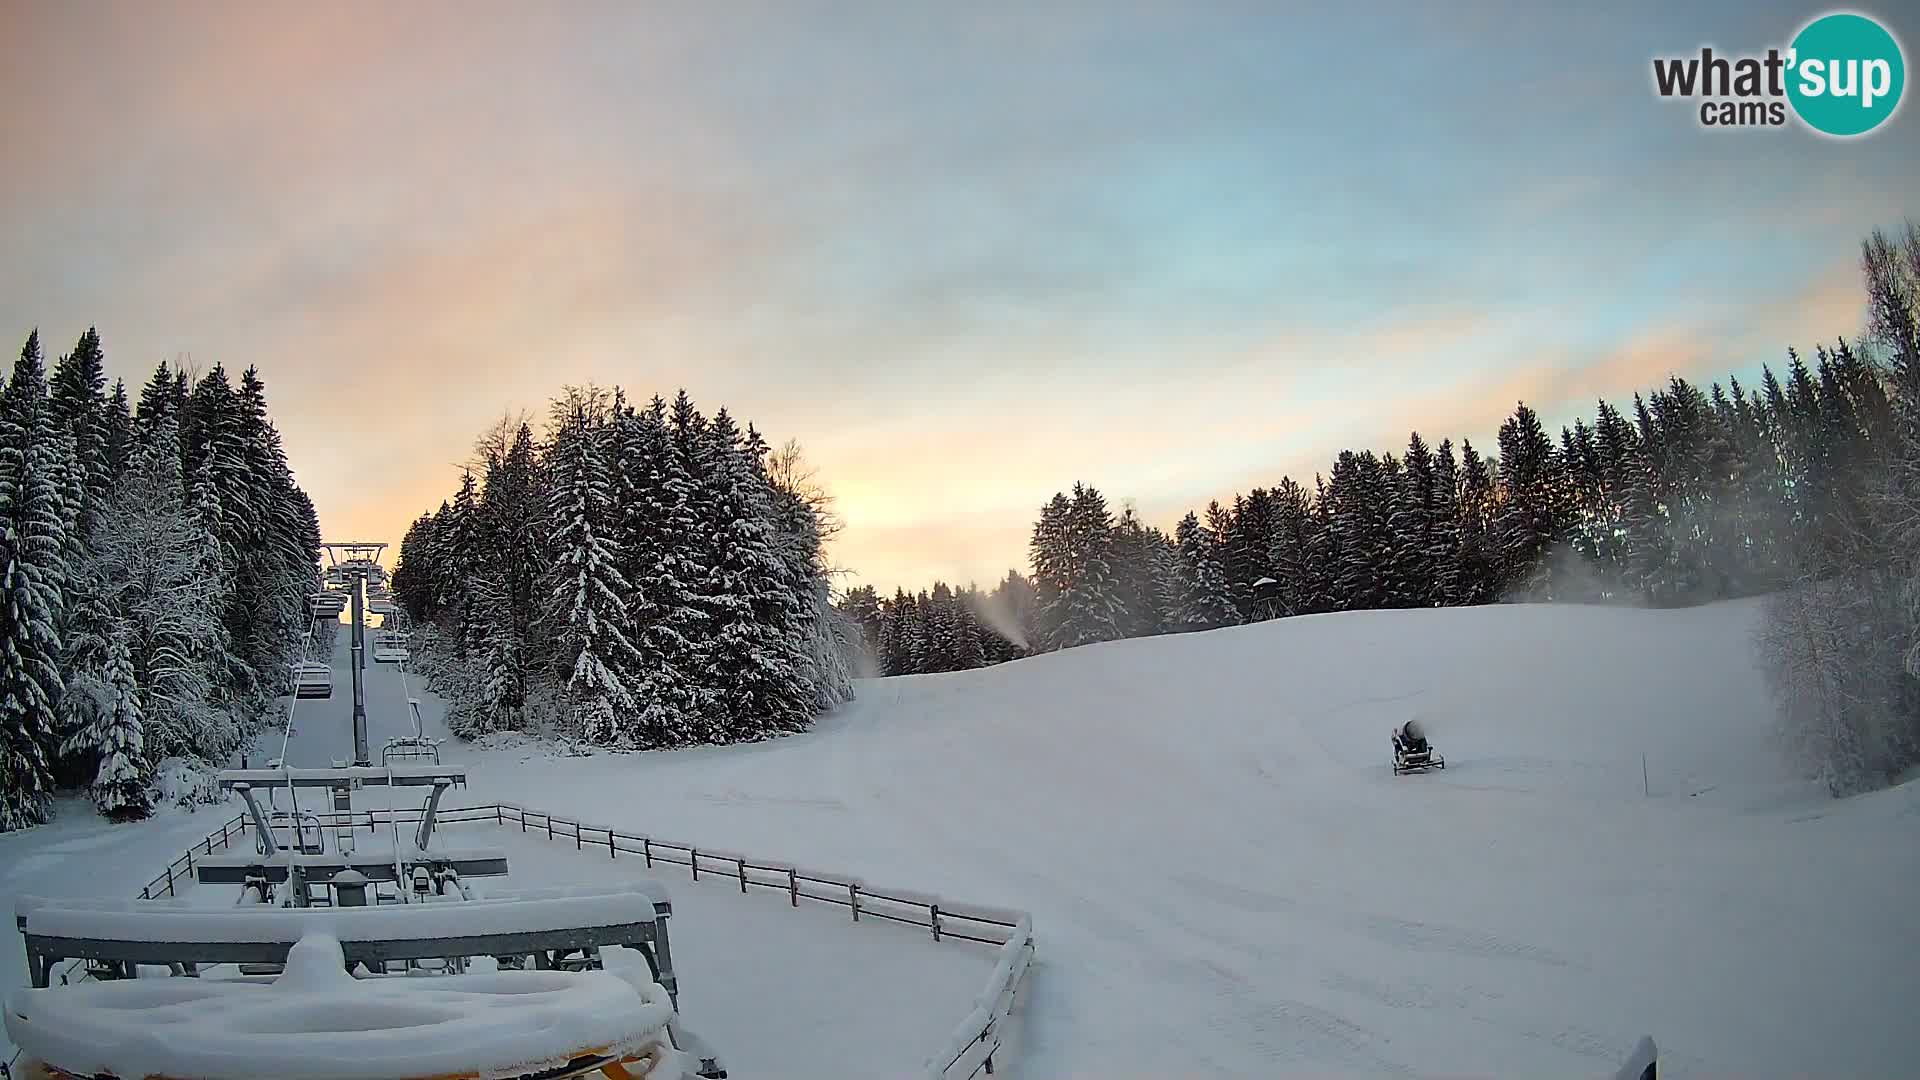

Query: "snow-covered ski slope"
(437, 596), (1920, 1079)
(6, 596), (1919, 1078)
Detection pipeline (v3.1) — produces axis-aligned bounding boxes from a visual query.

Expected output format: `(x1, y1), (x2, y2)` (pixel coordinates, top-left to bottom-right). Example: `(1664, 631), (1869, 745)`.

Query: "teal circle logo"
(1787, 12), (1905, 136)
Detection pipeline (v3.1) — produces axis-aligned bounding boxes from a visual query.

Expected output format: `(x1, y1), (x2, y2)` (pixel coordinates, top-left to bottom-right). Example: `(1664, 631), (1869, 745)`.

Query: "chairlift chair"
(291, 661), (333, 699)
(372, 633), (410, 665)
(383, 699), (439, 765)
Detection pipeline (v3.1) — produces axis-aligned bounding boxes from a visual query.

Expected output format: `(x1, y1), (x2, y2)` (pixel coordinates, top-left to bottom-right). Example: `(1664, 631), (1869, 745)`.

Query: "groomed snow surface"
(4, 596), (1918, 1078)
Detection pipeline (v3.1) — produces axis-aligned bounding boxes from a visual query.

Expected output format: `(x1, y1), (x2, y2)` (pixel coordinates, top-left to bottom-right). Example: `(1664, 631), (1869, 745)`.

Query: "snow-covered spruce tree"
(1390, 433), (1438, 608)
(1455, 440), (1499, 604)
(1110, 505), (1163, 637)
(881, 588), (918, 675)
(186, 455), (246, 716)
(806, 588), (861, 699)
(625, 391), (713, 746)
(543, 403), (639, 744)
(392, 512), (439, 623)
(134, 360), (185, 434)
(696, 409), (813, 740)
(952, 590), (989, 670)
(85, 626), (152, 820)
(1323, 452), (1388, 610)
(92, 416), (237, 764)
(483, 422), (545, 682)
(759, 433), (858, 711)
(433, 470), (493, 658)
(1222, 490), (1277, 621)
(103, 380), (134, 490)
(1027, 492), (1071, 651)
(1149, 532), (1186, 632)
(48, 328), (112, 537)
(228, 366), (322, 722)
(1173, 511), (1238, 629)
(610, 395), (690, 747)
(1427, 440), (1463, 605)
(0, 332), (70, 830)
(924, 582), (960, 671)
(1265, 477), (1316, 617)
(837, 585), (883, 658)
(54, 555), (120, 786)
(1050, 483), (1126, 649)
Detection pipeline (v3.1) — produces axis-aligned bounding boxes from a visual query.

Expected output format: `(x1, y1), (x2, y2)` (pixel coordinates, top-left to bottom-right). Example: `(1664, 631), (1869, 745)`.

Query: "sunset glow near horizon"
(3, 2), (1915, 595)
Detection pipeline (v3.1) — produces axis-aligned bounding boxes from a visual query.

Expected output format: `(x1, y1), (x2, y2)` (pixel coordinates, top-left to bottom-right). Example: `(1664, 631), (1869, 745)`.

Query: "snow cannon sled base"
(1390, 729), (1444, 775)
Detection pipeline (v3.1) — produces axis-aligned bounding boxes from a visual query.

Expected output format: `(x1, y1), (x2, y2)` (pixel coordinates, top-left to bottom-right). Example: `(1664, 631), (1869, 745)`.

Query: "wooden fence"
(131, 801), (1033, 1079)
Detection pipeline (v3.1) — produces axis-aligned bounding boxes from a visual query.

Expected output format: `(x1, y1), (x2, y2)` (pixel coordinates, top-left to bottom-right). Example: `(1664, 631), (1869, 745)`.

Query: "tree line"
(392, 386), (861, 750)
(844, 342), (1881, 676)
(841, 236), (1901, 775)
(0, 330), (321, 830)
(1761, 224), (1920, 796)
(847, 226), (1920, 798)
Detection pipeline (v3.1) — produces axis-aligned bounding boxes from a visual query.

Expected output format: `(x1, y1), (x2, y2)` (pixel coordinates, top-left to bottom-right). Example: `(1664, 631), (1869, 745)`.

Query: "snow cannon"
(1391, 715), (1444, 775)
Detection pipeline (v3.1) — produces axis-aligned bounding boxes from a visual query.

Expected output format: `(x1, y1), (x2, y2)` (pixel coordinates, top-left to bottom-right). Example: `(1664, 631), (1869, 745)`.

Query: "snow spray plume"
(966, 586), (1029, 650)
(1498, 544), (1649, 608)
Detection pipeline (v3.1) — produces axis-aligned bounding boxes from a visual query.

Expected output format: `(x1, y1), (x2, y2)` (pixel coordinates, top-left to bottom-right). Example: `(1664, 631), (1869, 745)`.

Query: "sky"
(2, 1), (1916, 594)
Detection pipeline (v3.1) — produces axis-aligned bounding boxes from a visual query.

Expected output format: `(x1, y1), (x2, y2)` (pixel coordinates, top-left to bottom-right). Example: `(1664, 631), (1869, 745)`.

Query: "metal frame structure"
(320, 541), (386, 766)
(17, 893), (676, 996)
(1, 541), (744, 1080)
(383, 699), (441, 765)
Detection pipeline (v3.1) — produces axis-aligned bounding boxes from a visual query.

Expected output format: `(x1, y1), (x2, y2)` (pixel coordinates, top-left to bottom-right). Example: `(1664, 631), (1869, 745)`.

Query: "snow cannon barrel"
(1400, 718), (1425, 743)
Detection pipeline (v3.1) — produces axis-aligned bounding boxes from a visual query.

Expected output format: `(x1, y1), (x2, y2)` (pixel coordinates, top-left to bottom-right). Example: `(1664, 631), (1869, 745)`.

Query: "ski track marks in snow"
(1171, 871), (1582, 971)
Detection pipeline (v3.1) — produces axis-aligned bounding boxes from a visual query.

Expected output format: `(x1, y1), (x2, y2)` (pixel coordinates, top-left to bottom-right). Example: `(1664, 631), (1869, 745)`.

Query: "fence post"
(546, 814), (553, 841)
(643, 838), (652, 867)
(737, 857), (748, 894)
(574, 820), (582, 850)
(849, 882), (860, 922)
(930, 903), (941, 942)
(495, 805), (503, 826)
(788, 868), (798, 907)
(164, 866), (174, 896)
(690, 849), (699, 881)
(609, 830), (617, 859)
(140, 886), (150, 900)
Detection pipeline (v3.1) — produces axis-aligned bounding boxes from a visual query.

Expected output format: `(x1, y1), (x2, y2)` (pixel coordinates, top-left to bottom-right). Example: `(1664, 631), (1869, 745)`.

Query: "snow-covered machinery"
(7, 903), (726, 1078)
(7, 763), (729, 1079)
(1391, 718), (1444, 775)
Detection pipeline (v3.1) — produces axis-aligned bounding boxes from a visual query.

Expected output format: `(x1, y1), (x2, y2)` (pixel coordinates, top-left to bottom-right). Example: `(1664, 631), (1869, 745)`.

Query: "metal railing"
(129, 800), (1034, 1078)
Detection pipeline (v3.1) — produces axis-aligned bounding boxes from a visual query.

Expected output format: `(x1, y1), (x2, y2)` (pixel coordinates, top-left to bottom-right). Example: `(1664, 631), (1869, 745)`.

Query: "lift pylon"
(320, 542), (387, 767)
